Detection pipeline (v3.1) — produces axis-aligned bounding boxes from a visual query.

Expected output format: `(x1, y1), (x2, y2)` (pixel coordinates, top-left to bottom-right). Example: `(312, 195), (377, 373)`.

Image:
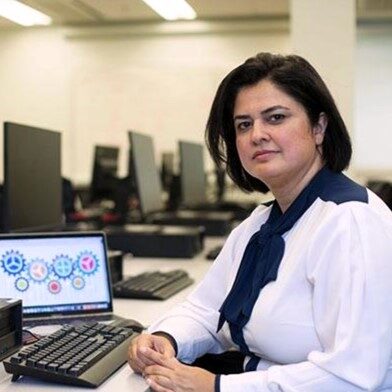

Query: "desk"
(0, 238), (223, 392)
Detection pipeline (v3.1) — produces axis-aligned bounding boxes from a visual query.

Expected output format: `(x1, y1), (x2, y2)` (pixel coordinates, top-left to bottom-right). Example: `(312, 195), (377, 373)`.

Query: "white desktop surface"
(0, 238), (224, 391)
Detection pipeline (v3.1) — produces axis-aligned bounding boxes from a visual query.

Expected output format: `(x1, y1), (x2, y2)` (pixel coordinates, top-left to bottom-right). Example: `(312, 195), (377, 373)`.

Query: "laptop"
(0, 231), (122, 326)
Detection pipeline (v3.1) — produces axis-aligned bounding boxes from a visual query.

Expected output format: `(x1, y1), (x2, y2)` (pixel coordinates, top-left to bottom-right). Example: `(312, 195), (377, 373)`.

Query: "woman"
(128, 53), (392, 391)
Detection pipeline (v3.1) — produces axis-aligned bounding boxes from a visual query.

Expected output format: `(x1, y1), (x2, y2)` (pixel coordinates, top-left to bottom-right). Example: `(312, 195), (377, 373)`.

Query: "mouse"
(113, 317), (145, 333)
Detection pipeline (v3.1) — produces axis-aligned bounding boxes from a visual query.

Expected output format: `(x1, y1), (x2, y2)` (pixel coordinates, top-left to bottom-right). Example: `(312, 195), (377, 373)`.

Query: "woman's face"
(234, 79), (325, 190)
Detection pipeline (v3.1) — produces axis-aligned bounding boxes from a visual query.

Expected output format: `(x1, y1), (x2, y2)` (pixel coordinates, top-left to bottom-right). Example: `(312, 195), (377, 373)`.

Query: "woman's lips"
(252, 150), (278, 160)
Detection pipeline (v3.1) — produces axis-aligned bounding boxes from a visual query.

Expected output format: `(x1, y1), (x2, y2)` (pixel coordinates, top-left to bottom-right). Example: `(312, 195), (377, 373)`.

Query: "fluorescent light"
(142, 0), (197, 21)
(0, 0), (52, 26)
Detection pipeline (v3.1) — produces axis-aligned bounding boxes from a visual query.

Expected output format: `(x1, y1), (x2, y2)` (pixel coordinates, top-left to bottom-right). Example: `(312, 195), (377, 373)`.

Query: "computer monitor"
(179, 141), (207, 208)
(128, 131), (164, 216)
(90, 145), (119, 203)
(2, 122), (62, 232)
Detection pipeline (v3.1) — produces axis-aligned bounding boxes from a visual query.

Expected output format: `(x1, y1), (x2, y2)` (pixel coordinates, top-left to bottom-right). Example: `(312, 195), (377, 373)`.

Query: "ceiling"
(0, 0), (391, 28)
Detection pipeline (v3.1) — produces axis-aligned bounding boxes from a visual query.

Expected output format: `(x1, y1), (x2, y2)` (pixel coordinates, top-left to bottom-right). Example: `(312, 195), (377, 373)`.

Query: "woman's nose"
(251, 120), (270, 144)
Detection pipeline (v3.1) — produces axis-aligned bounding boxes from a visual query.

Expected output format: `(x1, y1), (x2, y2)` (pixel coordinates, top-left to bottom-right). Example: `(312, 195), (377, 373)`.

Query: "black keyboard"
(113, 269), (194, 300)
(3, 322), (138, 388)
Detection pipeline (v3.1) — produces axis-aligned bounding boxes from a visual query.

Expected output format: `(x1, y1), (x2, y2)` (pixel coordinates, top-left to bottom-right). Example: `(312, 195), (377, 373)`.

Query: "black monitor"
(128, 131), (164, 216)
(179, 141), (207, 207)
(90, 145), (119, 203)
(2, 122), (62, 232)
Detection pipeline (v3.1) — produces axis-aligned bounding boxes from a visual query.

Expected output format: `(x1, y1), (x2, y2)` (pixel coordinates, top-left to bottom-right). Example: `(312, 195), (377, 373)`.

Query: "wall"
(0, 21), (290, 184)
(0, 22), (391, 185)
(0, 28), (71, 180)
(354, 24), (392, 179)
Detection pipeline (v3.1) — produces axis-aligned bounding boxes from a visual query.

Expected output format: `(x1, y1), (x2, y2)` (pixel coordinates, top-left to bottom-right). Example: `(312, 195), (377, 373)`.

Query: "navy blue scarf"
(217, 167), (367, 371)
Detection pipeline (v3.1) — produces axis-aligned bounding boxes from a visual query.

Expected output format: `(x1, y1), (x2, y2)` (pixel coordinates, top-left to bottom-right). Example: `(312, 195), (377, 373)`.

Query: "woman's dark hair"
(205, 52), (352, 193)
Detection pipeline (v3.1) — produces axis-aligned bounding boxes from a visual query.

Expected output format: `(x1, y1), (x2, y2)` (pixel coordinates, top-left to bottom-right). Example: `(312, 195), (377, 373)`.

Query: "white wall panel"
(0, 26), (289, 183)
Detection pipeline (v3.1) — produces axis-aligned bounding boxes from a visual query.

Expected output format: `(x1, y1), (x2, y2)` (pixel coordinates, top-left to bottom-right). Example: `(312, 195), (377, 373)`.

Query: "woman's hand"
(143, 347), (215, 392)
(128, 333), (176, 374)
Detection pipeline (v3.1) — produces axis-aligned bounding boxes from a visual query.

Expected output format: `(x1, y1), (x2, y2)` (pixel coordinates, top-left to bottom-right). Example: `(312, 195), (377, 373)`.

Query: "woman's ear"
(313, 112), (328, 146)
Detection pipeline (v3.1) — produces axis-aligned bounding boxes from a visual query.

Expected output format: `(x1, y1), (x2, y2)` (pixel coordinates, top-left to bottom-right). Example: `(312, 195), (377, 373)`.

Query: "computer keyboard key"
(10, 356), (23, 364)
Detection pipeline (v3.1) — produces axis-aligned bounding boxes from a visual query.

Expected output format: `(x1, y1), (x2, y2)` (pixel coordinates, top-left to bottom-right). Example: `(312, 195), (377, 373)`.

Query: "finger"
(141, 347), (175, 368)
(128, 348), (152, 373)
(146, 376), (174, 392)
(143, 364), (173, 379)
(128, 346), (143, 373)
(128, 346), (153, 373)
(153, 338), (175, 357)
(137, 347), (160, 366)
(127, 356), (146, 374)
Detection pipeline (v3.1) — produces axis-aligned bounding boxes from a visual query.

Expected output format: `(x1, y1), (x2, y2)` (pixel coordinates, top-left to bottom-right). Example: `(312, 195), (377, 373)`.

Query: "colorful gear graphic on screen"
(75, 251), (99, 275)
(1, 250), (26, 275)
(28, 258), (50, 283)
(48, 280), (61, 294)
(52, 255), (74, 279)
(72, 275), (85, 290)
(15, 277), (29, 292)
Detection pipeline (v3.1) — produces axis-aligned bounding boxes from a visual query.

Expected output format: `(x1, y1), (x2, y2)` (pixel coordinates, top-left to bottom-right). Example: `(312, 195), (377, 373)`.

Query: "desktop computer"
(99, 132), (205, 257)
(178, 140), (257, 221)
(2, 122), (63, 233)
(129, 131), (235, 236)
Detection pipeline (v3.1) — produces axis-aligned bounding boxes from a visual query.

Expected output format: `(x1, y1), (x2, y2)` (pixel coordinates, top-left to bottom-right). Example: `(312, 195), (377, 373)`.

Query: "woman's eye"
(269, 114), (285, 123)
(236, 121), (251, 131)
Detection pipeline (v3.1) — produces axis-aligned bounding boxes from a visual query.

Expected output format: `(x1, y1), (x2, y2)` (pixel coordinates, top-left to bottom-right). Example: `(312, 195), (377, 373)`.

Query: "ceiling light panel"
(141, 0), (196, 21)
(0, 0), (52, 26)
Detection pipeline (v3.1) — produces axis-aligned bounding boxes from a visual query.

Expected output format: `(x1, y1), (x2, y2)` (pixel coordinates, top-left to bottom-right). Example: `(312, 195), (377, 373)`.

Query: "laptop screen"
(0, 232), (113, 319)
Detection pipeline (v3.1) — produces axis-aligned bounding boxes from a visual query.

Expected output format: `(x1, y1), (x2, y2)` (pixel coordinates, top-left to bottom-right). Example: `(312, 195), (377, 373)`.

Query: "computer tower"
(0, 299), (23, 361)
(105, 224), (204, 258)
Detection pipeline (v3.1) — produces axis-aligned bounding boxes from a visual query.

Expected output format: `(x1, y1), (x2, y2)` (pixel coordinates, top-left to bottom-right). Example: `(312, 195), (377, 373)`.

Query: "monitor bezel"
(128, 131), (165, 217)
(89, 144), (120, 203)
(3, 121), (63, 233)
(0, 231), (114, 319)
(179, 140), (207, 207)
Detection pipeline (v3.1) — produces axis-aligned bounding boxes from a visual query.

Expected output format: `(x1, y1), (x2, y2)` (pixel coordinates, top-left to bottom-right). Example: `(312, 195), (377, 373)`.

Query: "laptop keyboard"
(3, 322), (138, 388)
(113, 269), (194, 300)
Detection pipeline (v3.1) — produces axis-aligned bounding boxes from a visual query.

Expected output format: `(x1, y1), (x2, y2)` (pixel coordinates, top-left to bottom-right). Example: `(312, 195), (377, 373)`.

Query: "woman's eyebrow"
(234, 105), (290, 121)
(233, 114), (251, 121)
(261, 105), (290, 115)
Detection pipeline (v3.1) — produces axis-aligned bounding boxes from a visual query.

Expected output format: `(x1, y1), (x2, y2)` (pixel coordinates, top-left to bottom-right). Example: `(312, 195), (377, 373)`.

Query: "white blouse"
(149, 189), (392, 391)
